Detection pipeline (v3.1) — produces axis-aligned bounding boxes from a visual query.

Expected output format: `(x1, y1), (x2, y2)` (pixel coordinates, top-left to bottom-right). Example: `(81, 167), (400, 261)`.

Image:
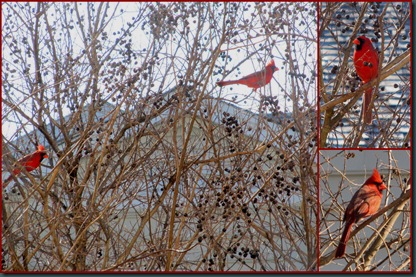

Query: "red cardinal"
(353, 36), (379, 124)
(3, 145), (48, 187)
(216, 59), (278, 91)
(335, 168), (387, 258)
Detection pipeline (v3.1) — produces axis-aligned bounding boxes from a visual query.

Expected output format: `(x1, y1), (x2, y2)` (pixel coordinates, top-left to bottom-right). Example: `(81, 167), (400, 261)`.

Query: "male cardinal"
(335, 168), (387, 258)
(216, 59), (278, 91)
(353, 35), (379, 124)
(3, 145), (48, 187)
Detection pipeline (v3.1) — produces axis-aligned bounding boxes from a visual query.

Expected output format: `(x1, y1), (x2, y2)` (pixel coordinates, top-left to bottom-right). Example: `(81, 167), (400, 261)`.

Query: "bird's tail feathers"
(216, 80), (241, 87)
(362, 87), (373, 124)
(335, 220), (354, 258)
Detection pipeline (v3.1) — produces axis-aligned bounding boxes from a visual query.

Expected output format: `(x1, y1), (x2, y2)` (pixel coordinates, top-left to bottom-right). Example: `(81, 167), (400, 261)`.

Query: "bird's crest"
(370, 168), (382, 183)
(267, 59), (278, 72)
(366, 168), (386, 190)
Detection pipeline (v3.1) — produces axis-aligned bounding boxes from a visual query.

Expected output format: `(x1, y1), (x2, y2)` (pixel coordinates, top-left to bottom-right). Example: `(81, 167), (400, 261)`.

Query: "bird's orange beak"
(353, 38), (360, 45)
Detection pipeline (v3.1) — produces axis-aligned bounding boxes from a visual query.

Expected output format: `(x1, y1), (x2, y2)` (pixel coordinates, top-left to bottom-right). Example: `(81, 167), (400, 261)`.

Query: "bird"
(216, 59), (278, 91)
(353, 35), (379, 124)
(335, 168), (387, 258)
(3, 145), (49, 188)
